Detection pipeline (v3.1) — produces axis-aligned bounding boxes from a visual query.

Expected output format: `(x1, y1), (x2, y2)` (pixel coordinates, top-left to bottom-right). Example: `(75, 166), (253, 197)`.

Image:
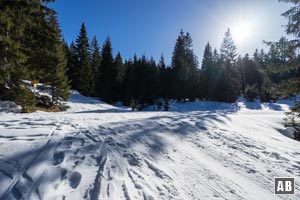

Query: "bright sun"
(231, 21), (254, 44)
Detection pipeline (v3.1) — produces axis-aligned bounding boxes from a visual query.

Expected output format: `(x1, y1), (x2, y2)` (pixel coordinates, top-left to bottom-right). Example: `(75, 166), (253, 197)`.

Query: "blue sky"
(49, 0), (292, 65)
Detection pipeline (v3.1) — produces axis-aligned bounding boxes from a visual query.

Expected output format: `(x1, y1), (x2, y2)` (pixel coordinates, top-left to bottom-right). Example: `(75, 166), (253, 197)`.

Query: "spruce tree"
(158, 54), (169, 98)
(280, 0), (300, 39)
(279, 0), (300, 130)
(23, 1), (62, 83)
(123, 59), (136, 103)
(202, 42), (214, 98)
(220, 28), (237, 64)
(171, 30), (198, 100)
(114, 52), (125, 100)
(91, 36), (101, 96)
(75, 22), (92, 96)
(99, 37), (115, 102)
(66, 41), (78, 89)
(0, 0), (72, 108)
(220, 28), (240, 102)
(236, 54), (262, 96)
(0, 1), (28, 88)
(45, 13), (70, 104)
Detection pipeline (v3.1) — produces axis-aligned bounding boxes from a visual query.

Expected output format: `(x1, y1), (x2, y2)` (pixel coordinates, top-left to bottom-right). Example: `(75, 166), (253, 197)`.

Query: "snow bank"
(144, 98), (291, 113)
(0, 101), (21, 113)
(280, 127), (296, 139)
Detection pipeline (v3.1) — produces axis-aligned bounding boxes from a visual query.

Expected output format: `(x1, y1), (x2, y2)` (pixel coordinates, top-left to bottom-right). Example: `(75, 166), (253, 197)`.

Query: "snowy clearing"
(0, 91), (299, 200)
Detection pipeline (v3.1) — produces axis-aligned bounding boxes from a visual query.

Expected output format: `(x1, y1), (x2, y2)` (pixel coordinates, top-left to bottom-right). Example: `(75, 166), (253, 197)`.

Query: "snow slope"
(0, 91), (299, 200)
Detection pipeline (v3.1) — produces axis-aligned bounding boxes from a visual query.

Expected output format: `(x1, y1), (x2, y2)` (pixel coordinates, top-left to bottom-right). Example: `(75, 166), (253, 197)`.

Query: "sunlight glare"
(232, 20), (254, 44)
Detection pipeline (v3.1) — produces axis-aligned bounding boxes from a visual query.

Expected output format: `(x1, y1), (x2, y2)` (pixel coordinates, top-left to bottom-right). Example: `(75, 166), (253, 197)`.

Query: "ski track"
(0, 92), (299, 199)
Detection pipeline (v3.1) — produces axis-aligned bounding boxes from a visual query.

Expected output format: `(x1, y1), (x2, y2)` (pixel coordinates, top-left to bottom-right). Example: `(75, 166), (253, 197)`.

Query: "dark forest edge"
(0, 0), (300, 118)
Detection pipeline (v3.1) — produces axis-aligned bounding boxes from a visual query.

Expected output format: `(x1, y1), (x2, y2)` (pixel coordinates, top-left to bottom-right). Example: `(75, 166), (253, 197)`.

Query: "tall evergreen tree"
(201, 42), (214, 98)
(220, 28), (240, 102)
(279, 0), (300, 138)
(46, 13), (70, 103)
(220, 28), (237, 64)
(0, 1), (28, 87)
(66, 41), (78, 89)
(280, 0), (300, 40)
(158, 54), (169, 98)
(91, 36), (101, 96)
(171, 30), (199, 100)
(123, 59), (135, 102)
(114, 52), (125, 100)
(99, 37), (115, 101)
(202, 42), (213, 72)
(74, 22), (92, 96)
(237, 54), (262, 93)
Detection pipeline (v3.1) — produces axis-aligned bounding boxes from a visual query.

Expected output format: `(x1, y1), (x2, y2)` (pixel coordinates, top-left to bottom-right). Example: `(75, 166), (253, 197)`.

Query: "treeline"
(1, 0), (300, 111)
(67, 24), (300, 105)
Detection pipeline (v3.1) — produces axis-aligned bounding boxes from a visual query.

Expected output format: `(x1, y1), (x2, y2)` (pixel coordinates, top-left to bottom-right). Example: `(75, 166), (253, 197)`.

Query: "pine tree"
(123, 59), (136, 103)
(220, 28), (237, 64)
(147, 57), (160, 101)
(280, 0), (300, 40)
(114, 52), (125, 100)
(237, 54), (263, 93)
(75, 22), (92, 96)
(0, 0), (57, 87)
(91, 36), (101, 96)
(284, 101), (300, 140)
(66, 41), (78, 89)
(99, 37), (115, 102)
(0, 0), (71, 108)
(23, 1), (62, 83)
(44, 13), (70, 104)
(220, 28), (240, 102)
(171, 30), (199, 100)
(0, 1), (27, 88)
(158, 54), (169, 98)
(202, 42), (213, 71)
(279, 0), (300, 135)
(201, 42), (214, 98)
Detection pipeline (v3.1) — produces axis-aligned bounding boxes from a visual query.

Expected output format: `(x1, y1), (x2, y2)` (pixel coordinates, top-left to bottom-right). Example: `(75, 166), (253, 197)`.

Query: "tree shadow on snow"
(0, 108), (235, 199)
(94, 110), (234, 160)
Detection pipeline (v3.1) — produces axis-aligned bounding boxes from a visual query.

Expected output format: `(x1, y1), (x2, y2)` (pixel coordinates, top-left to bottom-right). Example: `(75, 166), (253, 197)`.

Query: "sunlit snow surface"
(0, 91), (299, 200)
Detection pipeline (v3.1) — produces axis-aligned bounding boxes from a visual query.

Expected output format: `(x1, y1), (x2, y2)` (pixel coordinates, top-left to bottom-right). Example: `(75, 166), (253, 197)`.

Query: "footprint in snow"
(271, 152), (289, 161)
(123, 152), (140, 166)
(53, 152), (65, 165)
(68, 171), (82, 189)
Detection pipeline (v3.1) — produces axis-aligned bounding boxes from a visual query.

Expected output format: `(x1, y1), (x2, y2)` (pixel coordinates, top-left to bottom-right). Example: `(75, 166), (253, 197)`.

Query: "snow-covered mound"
(0, 101), (21, 113)
(280, 127), (297, 139)
(144, 98), (292, 113)
(0, 92), (299, 200)
(67, 90), (125, 113)
(237, 97), (292, 112)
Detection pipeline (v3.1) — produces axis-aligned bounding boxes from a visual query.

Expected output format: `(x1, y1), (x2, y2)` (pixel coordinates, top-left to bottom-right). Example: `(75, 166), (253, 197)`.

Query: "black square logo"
(275, 177), (295, 194)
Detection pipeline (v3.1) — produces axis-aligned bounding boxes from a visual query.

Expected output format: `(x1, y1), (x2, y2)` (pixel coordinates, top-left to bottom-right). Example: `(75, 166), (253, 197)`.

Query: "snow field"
(0, 92), (299, 199)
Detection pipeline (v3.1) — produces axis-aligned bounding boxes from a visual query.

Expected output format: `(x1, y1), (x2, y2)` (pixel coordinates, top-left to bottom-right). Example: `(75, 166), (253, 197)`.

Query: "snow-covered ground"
(0, 91), (299, 200)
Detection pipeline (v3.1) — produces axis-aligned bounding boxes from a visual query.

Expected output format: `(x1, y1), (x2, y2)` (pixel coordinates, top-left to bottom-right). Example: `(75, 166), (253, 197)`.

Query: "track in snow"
(0, 92), (299, 199)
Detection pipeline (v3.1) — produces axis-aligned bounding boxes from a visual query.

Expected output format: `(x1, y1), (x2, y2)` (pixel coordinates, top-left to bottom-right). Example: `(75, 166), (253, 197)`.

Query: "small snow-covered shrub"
(59, 104), (70, 111)
(0, 101), (21, 113)
(156, 100), (163, 110)
(36, 95), (52, 108)
(130, 99), (136, 111)
(8, 86), (35, 113)
(244, 84), (258, 102)
(283, 101), (300, 140)
(164, 98), (170, 111)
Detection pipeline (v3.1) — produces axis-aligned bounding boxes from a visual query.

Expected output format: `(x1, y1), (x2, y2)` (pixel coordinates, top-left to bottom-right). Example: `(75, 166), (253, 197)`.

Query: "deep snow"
(0, 91), (299, 200)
